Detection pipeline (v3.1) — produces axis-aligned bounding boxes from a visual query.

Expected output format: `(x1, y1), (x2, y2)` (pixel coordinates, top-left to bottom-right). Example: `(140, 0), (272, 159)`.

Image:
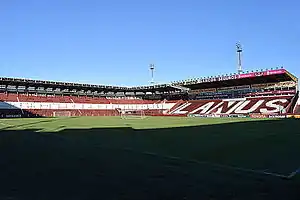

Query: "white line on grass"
(186, 159), (289, 179)
(33, 131), (294, 180)
(142, 151), (158, 156)
(0, 122), (12, 127)
(287, 167), (300, 178)
(163, 155), (181, 160)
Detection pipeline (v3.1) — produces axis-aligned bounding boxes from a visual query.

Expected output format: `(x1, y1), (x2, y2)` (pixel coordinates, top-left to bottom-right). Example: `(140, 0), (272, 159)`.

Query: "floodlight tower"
(236, 42), (243, 74)
(149, 64), (155, 84)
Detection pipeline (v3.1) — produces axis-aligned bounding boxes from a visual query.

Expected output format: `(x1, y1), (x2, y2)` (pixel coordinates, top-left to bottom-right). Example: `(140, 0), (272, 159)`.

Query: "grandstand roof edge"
(0, 68), (297, 90)
(0, 77), (175, 91)
(172, 68), (297, 86)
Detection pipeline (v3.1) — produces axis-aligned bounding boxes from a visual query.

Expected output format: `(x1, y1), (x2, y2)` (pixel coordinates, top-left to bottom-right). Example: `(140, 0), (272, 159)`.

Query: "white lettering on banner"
(206, 102), (224, 114)
(213, 101), (234, 114)
(260, 99), (288, 113)
(227, 101), (237, 108)
(234, 100), (264, 114)
(171, 103), (191, 114)
(225, 101), (245, 114)
(190, 102), (215, 114)
(169, 98), (291, 115)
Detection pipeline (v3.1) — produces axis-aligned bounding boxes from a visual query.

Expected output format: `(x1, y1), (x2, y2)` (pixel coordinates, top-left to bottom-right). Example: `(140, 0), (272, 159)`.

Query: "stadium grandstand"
(0, 67), (299, 118)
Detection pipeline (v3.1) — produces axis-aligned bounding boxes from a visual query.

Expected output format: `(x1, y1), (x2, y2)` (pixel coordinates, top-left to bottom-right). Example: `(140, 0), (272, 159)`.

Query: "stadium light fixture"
(236, 42), (243, 74)
(149, 64), (155, 85)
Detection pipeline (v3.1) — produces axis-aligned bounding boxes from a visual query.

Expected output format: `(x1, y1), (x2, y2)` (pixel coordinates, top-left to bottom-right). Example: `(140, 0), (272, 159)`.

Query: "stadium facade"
(0, 68), (299, 118)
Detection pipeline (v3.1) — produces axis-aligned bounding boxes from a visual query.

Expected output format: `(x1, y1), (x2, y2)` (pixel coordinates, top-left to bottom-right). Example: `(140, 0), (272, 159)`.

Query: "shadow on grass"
(0, 119), (299, 200)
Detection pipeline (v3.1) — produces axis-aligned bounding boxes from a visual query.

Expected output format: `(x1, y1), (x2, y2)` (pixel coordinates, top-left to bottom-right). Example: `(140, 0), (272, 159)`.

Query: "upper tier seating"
(0, 93), (157, 104)
(265, 81), (296, 89)
(0, 93), (72, 103)
(70, 96), (110, 104)
(18, 95), (72, 103)
(107, 98), (155, 104)
(0, 93), (18, 101)
(245, 90), (296, 97)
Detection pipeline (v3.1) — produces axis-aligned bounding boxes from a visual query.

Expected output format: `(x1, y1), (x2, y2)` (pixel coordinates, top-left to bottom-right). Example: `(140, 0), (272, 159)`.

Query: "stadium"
(1, 66), (300, 199)
(0, 67), (299, 118)
(1, 1), (300, 199)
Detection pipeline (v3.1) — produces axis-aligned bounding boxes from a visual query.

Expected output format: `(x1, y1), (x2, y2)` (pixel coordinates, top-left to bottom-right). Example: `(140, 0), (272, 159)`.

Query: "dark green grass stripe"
(33, 131), (292, 179)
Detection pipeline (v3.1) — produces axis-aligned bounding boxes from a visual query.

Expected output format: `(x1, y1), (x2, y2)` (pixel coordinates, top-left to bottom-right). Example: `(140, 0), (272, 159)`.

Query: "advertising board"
(250, 114), (268, 118)
(268, 115), (287, 118)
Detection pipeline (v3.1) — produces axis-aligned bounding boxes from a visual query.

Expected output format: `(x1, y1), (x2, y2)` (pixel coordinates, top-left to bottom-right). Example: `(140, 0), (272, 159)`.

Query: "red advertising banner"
(250, 114), (268, 118)
(238, 69), (286, 79)
(238, 73), (256, 79)
(265, 69), (286, 75)
(181, 69), (287, 85)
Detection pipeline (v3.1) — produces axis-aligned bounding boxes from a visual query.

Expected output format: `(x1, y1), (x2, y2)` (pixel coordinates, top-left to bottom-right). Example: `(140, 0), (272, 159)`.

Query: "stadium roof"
(174, 68), (298, 90)
(0, 77), (182, 94)
(0, 68), (297, 95)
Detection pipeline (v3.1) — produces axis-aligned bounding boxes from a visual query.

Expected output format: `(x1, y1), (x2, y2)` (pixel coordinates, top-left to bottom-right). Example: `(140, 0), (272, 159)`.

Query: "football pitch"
(0, 116), (299, 200)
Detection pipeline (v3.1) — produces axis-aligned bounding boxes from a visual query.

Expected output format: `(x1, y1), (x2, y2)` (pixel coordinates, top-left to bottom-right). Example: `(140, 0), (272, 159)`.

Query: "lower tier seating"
(168, 96), (294, 116)
(294, 96), (300, 114)
(294, 105), (300, 114)
(0, 94), (298, 117)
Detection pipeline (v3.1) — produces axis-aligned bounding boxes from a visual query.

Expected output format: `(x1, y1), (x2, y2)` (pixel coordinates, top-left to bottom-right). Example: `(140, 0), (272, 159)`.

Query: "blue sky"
(0, 0), (299, 86)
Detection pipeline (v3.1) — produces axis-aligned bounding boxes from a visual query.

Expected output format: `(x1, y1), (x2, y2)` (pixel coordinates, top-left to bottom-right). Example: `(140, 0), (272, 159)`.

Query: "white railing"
(0, 102), (177, 110)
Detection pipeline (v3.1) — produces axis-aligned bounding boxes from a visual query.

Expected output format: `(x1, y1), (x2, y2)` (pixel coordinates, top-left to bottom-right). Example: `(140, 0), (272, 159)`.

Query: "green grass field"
(0, 116), (299, 200)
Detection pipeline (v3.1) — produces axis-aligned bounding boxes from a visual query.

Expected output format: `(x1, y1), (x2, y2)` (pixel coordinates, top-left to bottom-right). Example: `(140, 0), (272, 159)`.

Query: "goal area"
(53, 111), (72, 117)
(118, 109), (146, 119)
